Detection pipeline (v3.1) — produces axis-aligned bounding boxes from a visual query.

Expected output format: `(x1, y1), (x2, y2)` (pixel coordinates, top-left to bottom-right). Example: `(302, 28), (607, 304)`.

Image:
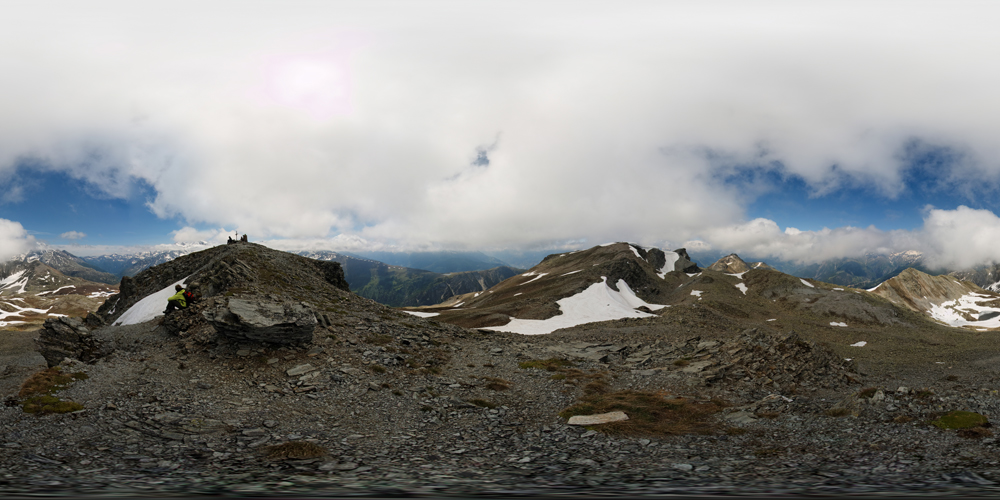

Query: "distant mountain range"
(298, 250), (522, 307)
(689, 250), (931, 290)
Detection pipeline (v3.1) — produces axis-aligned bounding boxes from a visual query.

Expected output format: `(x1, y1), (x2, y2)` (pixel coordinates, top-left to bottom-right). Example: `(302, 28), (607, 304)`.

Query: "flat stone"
(286, 364), (317, 377)
(724, 411), (757, 425)
(567, 411), (629, 426)
(680, 360), (715, 373)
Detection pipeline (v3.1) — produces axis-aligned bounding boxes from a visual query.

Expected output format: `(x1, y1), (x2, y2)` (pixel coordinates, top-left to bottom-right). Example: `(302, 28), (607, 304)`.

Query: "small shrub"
(725, 427), (748, 436)
(392, 390), (403, 396)
(380, 382), (391, 389)
(958, 426), (994, 439)
(550, 373), (567, 381)
(946, 375), (960, 382)
(17, 367), (87, 415)
(484, 378), (511, 391)
(825, 408), (852, 417)
(367, 335), (393, 346)
(369, 365), (387, 374)
(482, 363), (494, 368)
(673, 359), (690, 367)
(916, 389), (935, 399)
(519, 358), (574, 371)
(420, 405), (434, 412)
(583, 380), (610, 396)
(857, 387), (878, 398)
(468, 399), (497, 409)
(892, 415), (913, 424)
(756, 411), (781, 419)
(264, 441), (327, 460)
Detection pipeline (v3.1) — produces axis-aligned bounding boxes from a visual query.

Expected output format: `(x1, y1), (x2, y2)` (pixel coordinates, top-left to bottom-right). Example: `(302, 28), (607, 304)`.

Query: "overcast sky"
(4, 1), (1000, 269)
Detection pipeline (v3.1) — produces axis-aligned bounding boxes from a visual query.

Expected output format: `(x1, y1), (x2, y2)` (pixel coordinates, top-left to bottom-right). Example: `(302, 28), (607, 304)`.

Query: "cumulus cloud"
(690, 206), (1000, 270)
(4, 2), (1000, 255)
(59, 231), (86, 240)
(171, 227), (232, 244)
(0, 219), (35, 260)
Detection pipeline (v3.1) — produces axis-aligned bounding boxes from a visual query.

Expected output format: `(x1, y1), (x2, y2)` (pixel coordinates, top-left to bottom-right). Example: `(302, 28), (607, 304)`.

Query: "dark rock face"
(673, 248), (701, 273)
(35, 317), (110, 367)
(203, 298), (317, 345)
(643, 248), (666, 271)
(315, 260), (350, 292)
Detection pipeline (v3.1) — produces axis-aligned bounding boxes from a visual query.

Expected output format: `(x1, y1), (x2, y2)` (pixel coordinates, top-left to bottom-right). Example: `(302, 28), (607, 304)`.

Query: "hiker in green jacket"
(164, 284), (188, 314)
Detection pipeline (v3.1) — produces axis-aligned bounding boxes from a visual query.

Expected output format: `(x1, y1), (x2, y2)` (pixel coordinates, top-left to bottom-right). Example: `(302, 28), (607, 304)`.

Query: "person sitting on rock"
(164, 284), (188, 314)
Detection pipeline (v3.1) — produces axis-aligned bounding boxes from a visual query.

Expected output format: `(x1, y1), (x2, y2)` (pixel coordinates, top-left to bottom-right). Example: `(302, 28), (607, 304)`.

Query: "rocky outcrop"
(316, 260), (350, 292)
(35, 317), (110, 367)
(673, 248), (700, 273)
(707, 254), (750, 274)
(203, 298), (317, 345)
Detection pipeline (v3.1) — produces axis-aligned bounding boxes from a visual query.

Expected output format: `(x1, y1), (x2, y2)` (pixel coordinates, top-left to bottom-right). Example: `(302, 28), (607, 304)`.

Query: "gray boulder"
(36, 317), (110, 367)
(204, 298), (317, 345)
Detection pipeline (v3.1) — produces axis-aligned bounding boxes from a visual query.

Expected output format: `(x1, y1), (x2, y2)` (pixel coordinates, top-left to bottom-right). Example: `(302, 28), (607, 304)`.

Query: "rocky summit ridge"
(6, 243), (1000, 496)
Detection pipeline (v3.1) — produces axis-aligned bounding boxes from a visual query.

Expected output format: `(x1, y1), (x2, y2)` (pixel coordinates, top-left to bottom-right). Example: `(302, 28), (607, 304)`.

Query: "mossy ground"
(560, 391), (725, 436)
(932, 411), (989, 430)
(17, 367), (88, 415)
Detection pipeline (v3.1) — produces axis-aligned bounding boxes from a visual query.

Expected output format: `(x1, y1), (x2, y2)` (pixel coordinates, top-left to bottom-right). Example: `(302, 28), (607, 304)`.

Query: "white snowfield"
(0, 300), (50, 326)
(850, 341), (867, 347)
(928, 292), (1000, 328)
(657, 251), (681, 279)
(560, 270), (582, 277)
(114, 277), (190, 326)
(487, 277), (667, 335)
(0, 270), (28, 294)
(403, 311), (439, 318)
(830, 322), (848, 327)
(735, 283), (748, 295)
(800, 279), (815, 288)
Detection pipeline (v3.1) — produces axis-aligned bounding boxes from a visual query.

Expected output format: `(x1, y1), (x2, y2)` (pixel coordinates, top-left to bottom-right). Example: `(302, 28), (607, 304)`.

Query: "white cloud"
(4, 2), (1000, 255)
(691, 206), (1000, 270)
(0, 219), (35, 260)
(171, 227), (232, 244)
(60, 231), (86, 240)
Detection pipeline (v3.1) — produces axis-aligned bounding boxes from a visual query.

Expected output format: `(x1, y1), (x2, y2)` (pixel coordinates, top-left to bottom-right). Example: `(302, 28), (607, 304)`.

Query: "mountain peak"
(707, 254), (750, 274)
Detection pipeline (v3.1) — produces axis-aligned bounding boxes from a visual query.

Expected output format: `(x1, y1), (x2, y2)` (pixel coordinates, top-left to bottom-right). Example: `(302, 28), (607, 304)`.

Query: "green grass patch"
(519, 358), (574, 371)
(559, 391), (724, 436)
(17, 367), (88, 415)
(932, 411), (989, 430)
(21, 396), (84, 414)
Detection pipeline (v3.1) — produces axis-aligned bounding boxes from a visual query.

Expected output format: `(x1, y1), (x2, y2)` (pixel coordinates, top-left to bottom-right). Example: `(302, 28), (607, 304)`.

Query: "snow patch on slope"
(928, 292), (1000, 329)
(800, 279), (815, 288)
(658, 251), (680, 279)
(403, 311), (439, 318)
(114, 277), (189, 326)
(487, 277), (666, 335)
(735, 283), (748, 295)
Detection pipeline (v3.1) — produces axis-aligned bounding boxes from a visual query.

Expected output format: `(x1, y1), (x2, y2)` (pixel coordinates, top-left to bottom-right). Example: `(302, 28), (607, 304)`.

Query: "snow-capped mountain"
(4, 246), (118, 284)
(80, 242), (210, 279)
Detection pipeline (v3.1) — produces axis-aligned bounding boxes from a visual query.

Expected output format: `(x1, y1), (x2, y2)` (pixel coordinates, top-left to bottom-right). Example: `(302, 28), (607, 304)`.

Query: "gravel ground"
(5, 307), (1000, 498)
